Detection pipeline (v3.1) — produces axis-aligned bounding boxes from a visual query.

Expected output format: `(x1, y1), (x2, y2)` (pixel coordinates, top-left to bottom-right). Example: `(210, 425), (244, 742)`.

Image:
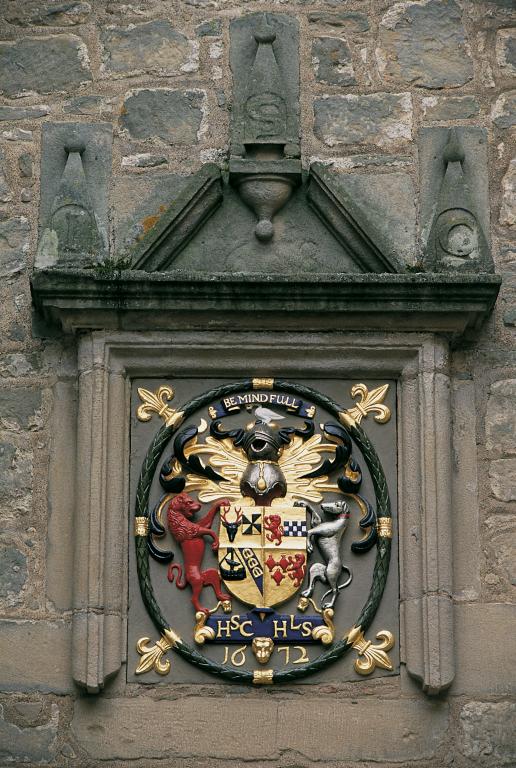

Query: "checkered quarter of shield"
(283, 519), (307, 537)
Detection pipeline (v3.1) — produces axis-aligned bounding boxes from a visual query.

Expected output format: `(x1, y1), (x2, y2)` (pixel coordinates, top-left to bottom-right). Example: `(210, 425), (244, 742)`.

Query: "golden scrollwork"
(346, 383), (391, 425)
(136, 385), (184, 428)
(298, 596), (335, 645)
(193, 611), (216, 645)
(193, 600), (232, 644)
(377, 517), (393, 539)
(312, 608), (335, 646)
(135, 628), (180, 676)
(134, 516), (149, 537)
(253, 669), (274, 684)
(252, 378), (274, 390)
(345, 626), (395, 676)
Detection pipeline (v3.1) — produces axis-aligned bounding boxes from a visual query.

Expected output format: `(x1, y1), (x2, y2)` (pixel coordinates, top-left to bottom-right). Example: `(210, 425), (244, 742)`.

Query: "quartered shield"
(218, 503), (308, 609)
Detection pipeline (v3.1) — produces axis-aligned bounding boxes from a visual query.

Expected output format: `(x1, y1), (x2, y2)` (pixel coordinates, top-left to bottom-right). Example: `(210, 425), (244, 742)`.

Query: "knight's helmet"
(241, 421), (284, 462)
(240, 420), (287, 505)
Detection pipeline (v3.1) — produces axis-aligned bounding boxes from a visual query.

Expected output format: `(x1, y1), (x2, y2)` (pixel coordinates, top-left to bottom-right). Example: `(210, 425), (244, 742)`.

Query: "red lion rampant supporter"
(167, 492), (231, 614)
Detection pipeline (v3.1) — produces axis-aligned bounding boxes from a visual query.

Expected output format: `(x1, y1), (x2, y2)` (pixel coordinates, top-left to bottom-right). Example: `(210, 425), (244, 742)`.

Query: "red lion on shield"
(264, 514), (284, 545)
(167, 492), (231, 614)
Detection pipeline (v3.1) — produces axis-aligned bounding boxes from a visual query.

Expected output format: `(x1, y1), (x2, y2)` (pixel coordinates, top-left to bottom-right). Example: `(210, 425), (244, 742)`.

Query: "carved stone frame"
(71, 330), (453, 695)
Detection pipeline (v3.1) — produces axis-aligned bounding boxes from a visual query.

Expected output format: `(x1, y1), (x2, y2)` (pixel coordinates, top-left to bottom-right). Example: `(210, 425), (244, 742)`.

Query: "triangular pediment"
(130, 162), (405, 275)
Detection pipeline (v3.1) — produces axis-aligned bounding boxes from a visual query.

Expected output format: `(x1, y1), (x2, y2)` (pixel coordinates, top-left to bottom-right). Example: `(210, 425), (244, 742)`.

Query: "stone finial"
(229, 13), (302, 242)
(36, 123), (111, 271)
(244, 14), (286, 147)
(426, 128), (490, 272)
(51, 143), (100, 265)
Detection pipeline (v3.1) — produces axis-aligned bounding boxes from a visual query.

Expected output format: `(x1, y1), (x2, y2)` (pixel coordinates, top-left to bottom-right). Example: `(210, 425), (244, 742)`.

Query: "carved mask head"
(252, 636), (274, 664)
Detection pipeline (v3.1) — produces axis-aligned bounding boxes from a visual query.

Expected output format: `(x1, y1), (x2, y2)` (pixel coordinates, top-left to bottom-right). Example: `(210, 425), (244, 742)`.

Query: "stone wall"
(0, 0), (515, 765)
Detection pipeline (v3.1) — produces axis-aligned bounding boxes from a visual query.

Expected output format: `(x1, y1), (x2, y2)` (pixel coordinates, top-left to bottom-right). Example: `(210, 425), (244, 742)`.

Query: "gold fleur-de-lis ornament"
(347, 383), (391, 425)
(136, 385), (184, 428)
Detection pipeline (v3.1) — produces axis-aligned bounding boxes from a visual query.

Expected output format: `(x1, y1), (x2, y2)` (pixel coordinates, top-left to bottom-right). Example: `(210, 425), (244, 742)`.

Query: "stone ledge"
(71, 695), (449, 762)
(31, 269), (501, 337)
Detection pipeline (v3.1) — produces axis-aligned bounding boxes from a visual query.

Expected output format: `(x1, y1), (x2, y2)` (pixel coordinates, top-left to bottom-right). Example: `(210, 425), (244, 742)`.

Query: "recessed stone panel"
(127, 376), (399, 685)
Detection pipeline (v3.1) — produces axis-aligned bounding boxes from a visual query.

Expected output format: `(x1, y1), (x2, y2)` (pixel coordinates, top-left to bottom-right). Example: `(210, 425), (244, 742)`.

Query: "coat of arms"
(133, 378), (396, 684)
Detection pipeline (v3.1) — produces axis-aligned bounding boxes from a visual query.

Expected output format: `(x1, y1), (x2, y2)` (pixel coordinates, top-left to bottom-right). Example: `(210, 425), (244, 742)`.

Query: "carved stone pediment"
(128, 162), (403, 275)
(31, 147), (500, 337)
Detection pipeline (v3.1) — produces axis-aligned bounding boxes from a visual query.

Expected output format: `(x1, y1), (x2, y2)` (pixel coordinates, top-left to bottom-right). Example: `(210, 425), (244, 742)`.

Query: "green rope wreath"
(135, 379), (392, 683)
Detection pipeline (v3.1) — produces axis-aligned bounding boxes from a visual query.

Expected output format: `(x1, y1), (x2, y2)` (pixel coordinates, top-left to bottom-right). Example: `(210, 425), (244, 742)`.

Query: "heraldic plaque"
(128, 377), (398, 684)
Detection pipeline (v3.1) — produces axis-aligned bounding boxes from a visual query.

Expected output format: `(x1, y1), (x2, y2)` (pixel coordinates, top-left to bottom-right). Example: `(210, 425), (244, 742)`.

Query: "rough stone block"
(496, 28), (516, 77)
(4, 1), (91, 27)
(120, 89), (205, 144)
(326, 171), (416, 264)
(483, 514), (516, 593)
(452, 603), (516, 694)
(112, 173), (191, 251)
(0, 217), (30, 278)
(0, 105), (50, 121)
(0, 353), (40, 379)
(377, 0), (473, 88)
(101, 20), (197, 77)
(500, 158), (516, 229)
(0, 546), (27, 605)
(492, 91), (516, 129)
(314, 93), (412, 147)
(0, 151), (11, 204)
(63, 95), (104, 115)
(489, 458), (516, 502)
(312, 37), (356, 86)
(0, 442), (32, 505)
(460, 702), (516, 765)
(72, 696), (448, 761)
(1, 128), (33, 142)
(0, 702), (58, 764)
(0, 387), (42, 431)
(308, 11), (369, 32)
(0, 620), (72, 693)
(196, 19), (222, 37)
(421, 95), (480, 121)
(121, 153), (168, 169)
(0, 36), (92, 97)
(486, 379), (516, 457)
(18, 153), (33, 179)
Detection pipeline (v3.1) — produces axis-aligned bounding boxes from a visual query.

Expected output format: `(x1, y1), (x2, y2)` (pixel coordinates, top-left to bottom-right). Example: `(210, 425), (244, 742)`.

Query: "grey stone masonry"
(0, 36), (92, 97)
(376, 0), (473, 88)
(0, 0), (514, 766)
(312, 37), (356, 86)
(314, 93), (412, 147)
(120, 89), (205, 144)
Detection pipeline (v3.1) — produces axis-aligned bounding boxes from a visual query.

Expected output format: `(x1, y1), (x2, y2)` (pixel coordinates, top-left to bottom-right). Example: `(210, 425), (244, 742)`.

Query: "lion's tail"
(167, 563), (186, 588)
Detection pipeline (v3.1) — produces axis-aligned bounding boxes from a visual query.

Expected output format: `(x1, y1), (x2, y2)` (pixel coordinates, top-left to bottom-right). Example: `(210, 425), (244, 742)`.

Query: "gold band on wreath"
(134, 517), (149, 536)
(253, 669), (274, 684)
(252, 378), (274, 390)
(377, 517), (393, 539)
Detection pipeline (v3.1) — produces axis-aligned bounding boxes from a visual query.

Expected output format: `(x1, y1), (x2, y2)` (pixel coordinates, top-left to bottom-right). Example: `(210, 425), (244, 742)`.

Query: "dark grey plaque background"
(127, 377), (399, 685)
